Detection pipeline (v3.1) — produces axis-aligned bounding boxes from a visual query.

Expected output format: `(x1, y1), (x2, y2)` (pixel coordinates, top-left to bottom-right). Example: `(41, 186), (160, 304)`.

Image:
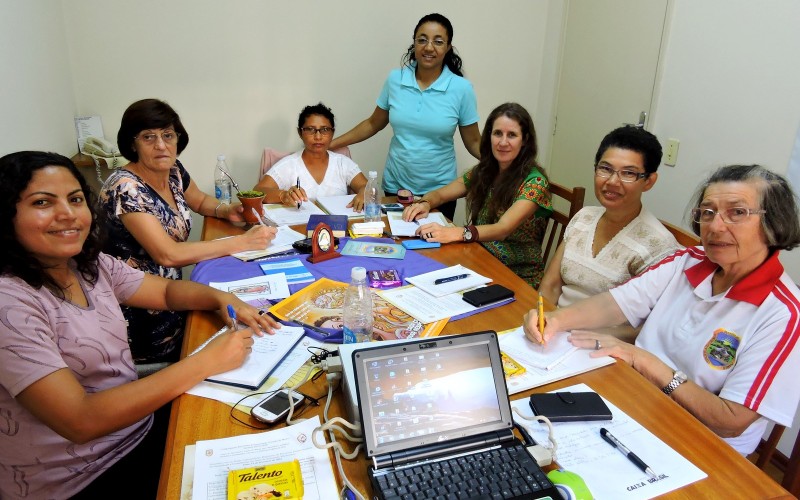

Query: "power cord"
(512, 407), (557, 466)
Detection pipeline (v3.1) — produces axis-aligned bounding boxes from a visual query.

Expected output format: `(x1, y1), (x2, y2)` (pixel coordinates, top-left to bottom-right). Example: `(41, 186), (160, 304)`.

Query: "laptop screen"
(353, 331), (513, 458)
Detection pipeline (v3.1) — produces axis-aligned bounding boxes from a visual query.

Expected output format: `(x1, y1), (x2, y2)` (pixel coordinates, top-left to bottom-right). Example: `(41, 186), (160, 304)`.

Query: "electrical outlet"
(665, 138), (679, 166)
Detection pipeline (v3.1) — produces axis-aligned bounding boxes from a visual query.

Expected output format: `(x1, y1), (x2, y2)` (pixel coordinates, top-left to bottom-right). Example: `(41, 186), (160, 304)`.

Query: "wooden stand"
(307, 222), (341, 263)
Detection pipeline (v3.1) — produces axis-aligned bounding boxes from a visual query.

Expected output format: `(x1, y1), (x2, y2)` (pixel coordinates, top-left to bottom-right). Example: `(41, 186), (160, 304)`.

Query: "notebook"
(352, 331), (560, 500)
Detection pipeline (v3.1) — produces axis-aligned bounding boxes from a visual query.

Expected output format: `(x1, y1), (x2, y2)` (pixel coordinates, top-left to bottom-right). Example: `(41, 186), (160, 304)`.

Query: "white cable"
(284, 362), (319, 425)
(512, 407), (558, 460)
(315, 372), (366, 500)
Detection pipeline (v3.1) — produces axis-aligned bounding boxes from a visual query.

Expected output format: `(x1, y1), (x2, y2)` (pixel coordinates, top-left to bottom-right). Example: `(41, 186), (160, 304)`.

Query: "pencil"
(538, 295), (546, 346)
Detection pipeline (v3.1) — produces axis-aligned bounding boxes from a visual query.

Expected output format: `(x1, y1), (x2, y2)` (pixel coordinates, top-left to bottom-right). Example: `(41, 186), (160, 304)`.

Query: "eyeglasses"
(594, 164), (648, 183)
(691, 207), (766, 224)
(135, 130), (180, 145)
(414, 37), (447, 48)
(300, 126), (334, 136)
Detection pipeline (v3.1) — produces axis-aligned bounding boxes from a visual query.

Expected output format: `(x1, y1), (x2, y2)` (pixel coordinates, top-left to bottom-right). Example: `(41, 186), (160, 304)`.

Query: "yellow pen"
(538, 295), (546, 346)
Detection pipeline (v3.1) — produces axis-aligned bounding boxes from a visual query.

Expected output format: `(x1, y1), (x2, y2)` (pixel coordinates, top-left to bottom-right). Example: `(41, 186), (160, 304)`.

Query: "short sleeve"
(97, 253), (145, 303)
(105, 172), (152, 217)
(376, 72), (392, 111)
(176, 160), (191, 192)
(457, 80), (480, 127)
(517, 168), (552, 215)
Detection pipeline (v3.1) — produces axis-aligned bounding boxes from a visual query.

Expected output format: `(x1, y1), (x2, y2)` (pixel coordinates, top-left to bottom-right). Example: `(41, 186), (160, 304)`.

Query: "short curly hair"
(0, 151), (105, 297)
(117, 98), (189, 163)
(688, 164), (800, 251)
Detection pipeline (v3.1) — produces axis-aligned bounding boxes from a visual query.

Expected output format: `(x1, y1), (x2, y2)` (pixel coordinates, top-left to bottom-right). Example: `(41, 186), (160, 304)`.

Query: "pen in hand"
(252, 207), (266, 228)
(227, 304), (238, 331)
(600, 428), (656, 478)
(538, 295), (547, 347)
(434, 273), (469, 285)
(295, 176), (302, 209)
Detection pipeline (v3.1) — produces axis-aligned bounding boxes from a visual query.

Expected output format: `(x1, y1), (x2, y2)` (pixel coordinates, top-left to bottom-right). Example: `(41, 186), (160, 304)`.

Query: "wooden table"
(157, 216), (791, 499)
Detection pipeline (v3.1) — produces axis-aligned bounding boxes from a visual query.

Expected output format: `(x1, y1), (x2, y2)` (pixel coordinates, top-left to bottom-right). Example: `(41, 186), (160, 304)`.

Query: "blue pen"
(226, 304), (238, 330)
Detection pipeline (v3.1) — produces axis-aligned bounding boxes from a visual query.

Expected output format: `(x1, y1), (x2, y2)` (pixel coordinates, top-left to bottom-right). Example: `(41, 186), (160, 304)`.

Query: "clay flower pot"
(237, 190), (266, 224)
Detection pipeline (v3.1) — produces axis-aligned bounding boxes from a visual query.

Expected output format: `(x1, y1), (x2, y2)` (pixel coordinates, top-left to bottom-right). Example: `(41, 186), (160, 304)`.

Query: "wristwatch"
(463, 225), (475, 243)
(661, 370), (688, 395)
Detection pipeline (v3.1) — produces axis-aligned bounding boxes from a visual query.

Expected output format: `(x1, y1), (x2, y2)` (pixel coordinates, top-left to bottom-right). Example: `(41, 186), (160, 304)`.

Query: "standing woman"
(402, 103), (552, 288)
(100, 99), (276, 365)
(330, 13), (481, 221)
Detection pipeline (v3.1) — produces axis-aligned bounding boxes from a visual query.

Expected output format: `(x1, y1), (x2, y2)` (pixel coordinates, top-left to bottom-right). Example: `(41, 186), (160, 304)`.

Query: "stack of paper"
(350, 220), (385, 237)
(498, 327), (614, 394)
(231, 226), (305, 261)
(512, 383), (707, 499)
(262, 203), (325, 226)
(387, 211), (449, 237)
(405, 265), (491, 297)
(376, 265), (499, 323)
(316, 194), (364, 218)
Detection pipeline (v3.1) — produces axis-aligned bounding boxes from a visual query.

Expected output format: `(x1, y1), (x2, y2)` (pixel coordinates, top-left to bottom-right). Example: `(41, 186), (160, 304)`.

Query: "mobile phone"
(250, 389), (305, 424)
(381, 203), (404, 212)
(292, 236), (339, 253)
(462, 284), (514, 307)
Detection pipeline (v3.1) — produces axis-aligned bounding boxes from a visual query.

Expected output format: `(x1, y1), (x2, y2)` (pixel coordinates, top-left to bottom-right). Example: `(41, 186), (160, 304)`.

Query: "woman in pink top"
(0, 151), (280, 499)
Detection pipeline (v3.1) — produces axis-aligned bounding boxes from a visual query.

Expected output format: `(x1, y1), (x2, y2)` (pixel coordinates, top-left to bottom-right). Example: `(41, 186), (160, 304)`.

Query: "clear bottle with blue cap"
(343, 266), (373, 343)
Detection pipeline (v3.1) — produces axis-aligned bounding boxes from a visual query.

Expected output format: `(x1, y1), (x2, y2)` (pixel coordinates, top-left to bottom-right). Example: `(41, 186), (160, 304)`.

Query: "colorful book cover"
(227, 460), (304, 499)
(269, 278), (447, 341)
(340, 240), (406, 260)
(306, 214), (348, 237)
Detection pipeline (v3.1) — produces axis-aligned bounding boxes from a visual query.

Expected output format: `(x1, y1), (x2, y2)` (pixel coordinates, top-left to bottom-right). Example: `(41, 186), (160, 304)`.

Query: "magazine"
(268, 278), (447, 341)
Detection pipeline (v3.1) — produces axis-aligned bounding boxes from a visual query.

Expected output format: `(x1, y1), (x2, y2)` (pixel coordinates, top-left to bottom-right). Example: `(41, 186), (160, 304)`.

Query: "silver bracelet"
(214, 201), (225, 218)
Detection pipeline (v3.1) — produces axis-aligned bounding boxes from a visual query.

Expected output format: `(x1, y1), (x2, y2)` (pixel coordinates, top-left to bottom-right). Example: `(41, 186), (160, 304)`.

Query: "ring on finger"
(595, 339), (602, 351)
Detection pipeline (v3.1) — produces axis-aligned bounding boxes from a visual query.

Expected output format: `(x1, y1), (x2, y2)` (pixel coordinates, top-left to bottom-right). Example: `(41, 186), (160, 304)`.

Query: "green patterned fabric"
(463, 167), (552, 288)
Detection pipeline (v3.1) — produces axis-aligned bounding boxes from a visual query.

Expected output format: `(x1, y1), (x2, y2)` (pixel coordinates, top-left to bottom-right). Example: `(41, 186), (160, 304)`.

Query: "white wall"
(0, 0), (76, 153)
(647, 0), (800, 455)
(58, 0), (558, 230)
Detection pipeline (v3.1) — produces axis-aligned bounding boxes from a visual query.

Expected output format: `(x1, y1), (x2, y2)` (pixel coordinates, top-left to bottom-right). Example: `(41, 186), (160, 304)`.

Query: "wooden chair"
(542, 182), (585, 265)
(659, 219), (700, 247)
(755, 423), (800, 496)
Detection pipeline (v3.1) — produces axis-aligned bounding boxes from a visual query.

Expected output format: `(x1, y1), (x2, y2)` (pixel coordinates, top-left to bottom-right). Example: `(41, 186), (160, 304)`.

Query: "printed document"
(230, 225), (305, 261)
(387, 211), (449, 237)
(499, 327), (614, 394)
(405, 264), (491, 297)
(512, 383), (707, 499)
(209, 274), (290, 302)
(191, 417), (338, 500)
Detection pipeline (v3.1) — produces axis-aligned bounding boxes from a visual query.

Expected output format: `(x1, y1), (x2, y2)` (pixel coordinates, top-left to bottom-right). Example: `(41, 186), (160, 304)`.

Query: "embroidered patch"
(703, 328), (740, 370)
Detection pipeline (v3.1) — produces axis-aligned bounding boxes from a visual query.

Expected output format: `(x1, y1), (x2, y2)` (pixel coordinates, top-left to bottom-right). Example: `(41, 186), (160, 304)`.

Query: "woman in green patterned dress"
(402, 102), (552, 287)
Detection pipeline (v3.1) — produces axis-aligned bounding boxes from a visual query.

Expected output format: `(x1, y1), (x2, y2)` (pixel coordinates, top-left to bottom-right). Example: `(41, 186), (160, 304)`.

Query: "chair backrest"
(259, 146), (353, 180)
(659, 219), (700, 247)
(542, 182), (586, 265)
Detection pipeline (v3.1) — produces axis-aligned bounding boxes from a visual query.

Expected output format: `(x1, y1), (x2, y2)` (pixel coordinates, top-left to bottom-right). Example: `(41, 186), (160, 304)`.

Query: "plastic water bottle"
(364, 170), (381, 223)
(343, 267), (373, 344)
(214, 154), (232, 204)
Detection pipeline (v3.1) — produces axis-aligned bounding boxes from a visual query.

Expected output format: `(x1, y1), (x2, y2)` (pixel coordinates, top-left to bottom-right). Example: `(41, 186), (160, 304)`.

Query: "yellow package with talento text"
(227, 459), (304, 499)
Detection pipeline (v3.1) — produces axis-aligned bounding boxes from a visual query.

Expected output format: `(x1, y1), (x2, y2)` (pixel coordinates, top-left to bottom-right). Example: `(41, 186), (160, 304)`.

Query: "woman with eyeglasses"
(524, 164), (800, 456)
(0, 151), (276, 499)
(254, 102), (368, 209)
(100, 99), (278, 365)
(329, 13), (481, 222)
(538, 125), (680, 312)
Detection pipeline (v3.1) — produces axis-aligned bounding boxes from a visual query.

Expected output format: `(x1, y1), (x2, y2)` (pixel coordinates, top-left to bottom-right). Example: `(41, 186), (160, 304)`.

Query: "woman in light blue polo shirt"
(330, 13), (481, 221)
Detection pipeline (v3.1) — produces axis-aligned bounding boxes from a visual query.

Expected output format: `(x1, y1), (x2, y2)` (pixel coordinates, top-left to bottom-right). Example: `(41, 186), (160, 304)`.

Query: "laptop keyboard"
(372, 444), (555, 500)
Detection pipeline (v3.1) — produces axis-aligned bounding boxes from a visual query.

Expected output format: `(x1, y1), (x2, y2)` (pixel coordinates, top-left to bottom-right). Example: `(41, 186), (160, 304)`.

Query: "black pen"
(434, 273), (469, 285)
(600, 428), (656, 478)
(296, 176), (302, 209)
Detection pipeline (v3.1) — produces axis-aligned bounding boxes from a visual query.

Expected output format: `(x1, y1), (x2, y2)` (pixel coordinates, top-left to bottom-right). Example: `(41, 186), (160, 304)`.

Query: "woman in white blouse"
(538, 126), (680, 311)
(254, 102), (368, 210)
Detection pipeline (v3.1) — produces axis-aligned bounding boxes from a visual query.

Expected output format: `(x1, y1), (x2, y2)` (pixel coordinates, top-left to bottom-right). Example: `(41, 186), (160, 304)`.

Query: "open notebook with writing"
(352, 331), (560, 500)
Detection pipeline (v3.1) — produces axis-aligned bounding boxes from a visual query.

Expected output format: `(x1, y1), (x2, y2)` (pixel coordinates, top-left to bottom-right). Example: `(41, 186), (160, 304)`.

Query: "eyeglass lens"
(301, 127), (333, 136)
(594, 164), (644, 183)
(138, 131), (179, 145)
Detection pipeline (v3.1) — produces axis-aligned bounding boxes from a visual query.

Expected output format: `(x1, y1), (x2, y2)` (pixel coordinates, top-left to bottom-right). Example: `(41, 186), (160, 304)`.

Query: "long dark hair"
(466, 103), (543, 223)
(0, 151), (105, 298)
(401, 13), (464, 77)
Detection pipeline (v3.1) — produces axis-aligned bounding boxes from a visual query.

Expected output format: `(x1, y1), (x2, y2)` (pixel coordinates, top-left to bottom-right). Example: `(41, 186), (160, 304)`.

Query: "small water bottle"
(343, 267), (373, 344)
(214, 154), (232, 204)
(364, 170), (381, 223)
